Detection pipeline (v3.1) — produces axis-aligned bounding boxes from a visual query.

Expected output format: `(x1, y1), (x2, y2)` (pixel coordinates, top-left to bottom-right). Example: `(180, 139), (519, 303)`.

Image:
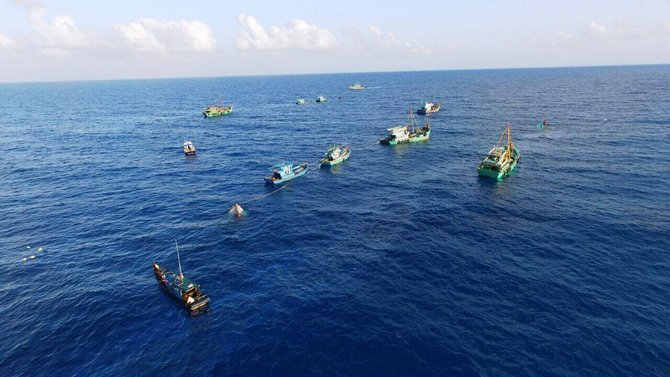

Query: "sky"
(0, 0), (668, 82)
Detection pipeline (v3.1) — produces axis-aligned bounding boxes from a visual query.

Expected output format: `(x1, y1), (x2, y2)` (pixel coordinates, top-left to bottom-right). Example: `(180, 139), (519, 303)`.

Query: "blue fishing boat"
(319, 145), (351, 167)
(153, 241), (210, 315)
(264, 161), (309, 185)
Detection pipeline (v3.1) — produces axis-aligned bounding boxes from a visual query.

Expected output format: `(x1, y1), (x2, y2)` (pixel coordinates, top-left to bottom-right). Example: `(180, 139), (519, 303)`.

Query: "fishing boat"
(319, 145), (351, 167)
(348, 83), (364, 90)
(202, 99), (233, 118)
(264, 161), (309, 185)
(478, 122), (521, 181)
(153, 241), (210, 315)
(316, 95), (327, 103)
(296, 98), (307, 105)
(417, 102), (440, 115)
(380, 109), (431, 145)
(183, 141), (196, 156)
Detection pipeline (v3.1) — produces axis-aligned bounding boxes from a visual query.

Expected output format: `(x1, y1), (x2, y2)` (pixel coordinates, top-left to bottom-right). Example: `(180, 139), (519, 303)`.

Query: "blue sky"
(0, 0), (668, 82)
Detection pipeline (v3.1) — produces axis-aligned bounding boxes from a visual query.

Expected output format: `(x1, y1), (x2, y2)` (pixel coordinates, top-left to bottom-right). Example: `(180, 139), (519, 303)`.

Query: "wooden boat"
(316, 95), (327, 103)
(348, 83), (364, 90)
(478, 122), (521, 180)
(183, 141), (196, 156)
(264, 162), (309, 185)
(417, 102), (440, 115)
(319, 145), (351, 167)
(203, 99), (233, 118)
(380, 109), (431, 145)
(153, 241), (210, 315)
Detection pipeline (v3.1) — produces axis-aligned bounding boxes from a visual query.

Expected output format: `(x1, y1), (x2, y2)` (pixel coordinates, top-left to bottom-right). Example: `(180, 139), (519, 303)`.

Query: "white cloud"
(235, 14), (337, 50)
(0, 32), (17, 48)
(113, 18), (217, 53)
(344, 26), (431, 55)
(29, 7), (93, 50)
(589, 21), (609, 36)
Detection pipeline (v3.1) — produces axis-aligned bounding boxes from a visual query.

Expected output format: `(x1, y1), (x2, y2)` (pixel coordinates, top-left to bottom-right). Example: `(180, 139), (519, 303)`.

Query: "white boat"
(348, 83), (364, 90)
(417, 102), (440, 115)
(316, 95), (327, 103)
(183, 141), (196, 156)
(296, 98), (307, 105)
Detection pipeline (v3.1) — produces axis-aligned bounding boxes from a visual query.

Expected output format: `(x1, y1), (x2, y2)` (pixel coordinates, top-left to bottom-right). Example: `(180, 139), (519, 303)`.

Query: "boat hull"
(478, 148), (521, 180)
(380, 130), (431, 145)
(264, 163), (309, 185)
(320, 148), (351, 167)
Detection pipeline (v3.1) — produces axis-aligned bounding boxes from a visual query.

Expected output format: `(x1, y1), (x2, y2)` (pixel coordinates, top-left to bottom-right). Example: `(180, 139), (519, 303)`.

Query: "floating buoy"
(229, 203), (245, 217)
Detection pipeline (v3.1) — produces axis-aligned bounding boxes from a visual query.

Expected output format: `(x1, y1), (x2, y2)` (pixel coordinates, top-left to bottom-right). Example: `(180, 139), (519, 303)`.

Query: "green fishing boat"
(203, 99), (233, 118)
(319, 145), (351, 167)
(478, 122), (521, 180)
(380, 109), (430, 145)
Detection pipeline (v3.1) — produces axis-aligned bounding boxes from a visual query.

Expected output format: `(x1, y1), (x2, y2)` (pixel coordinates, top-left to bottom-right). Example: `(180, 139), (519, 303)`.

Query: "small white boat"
(417, 102), (440, 115)
(183, 141), (196, 156)
(316, 95), (327, 103)
(296, 98), (307, 105)
(348, 83), (364, 90)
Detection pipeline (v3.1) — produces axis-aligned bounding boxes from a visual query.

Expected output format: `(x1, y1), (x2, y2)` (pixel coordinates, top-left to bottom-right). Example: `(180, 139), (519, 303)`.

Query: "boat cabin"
(386, 125), (410, 143)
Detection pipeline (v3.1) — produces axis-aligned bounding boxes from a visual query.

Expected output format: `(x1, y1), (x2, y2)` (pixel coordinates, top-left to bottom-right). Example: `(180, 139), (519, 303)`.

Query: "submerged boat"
(316, 95), (327, 103)
(153, 241), (210, 315)
(319, 145), (351, 167)
(264, 161), (309, 185)
(417, 102), (440, 115)
(203, 100), (233, 118)
(183, 141), (196, 156)
(348, 83), (364, 90)
(380, 109), (431, 145)
(478, 122), (521, 181)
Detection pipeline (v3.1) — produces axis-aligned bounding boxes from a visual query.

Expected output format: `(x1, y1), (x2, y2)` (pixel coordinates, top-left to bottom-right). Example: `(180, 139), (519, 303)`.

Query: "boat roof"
(175, 276), (198, 291)
(270, 161), (291, 169)
(387, 125), (409, 132)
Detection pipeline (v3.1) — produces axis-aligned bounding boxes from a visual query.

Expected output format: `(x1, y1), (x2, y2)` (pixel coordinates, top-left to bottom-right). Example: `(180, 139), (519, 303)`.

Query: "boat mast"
(175, 239), (184, 278)
(504, 122), (513, 160)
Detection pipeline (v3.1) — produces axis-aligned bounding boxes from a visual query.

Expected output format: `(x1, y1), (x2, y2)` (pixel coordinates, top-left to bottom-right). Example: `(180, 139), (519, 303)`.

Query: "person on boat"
(542, 119), (548, 128)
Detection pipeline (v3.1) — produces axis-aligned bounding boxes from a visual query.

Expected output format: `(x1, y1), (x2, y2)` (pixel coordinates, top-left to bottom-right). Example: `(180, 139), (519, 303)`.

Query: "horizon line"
(1, 63), (668, 85)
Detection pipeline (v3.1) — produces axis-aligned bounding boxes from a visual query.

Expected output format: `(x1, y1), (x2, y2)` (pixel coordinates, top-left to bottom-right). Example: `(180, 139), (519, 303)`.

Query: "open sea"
(1, 65), (669, 376)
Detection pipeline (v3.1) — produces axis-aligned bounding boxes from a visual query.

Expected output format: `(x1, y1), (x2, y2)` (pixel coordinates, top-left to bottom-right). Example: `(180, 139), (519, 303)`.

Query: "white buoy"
(229, 203), (245, 217)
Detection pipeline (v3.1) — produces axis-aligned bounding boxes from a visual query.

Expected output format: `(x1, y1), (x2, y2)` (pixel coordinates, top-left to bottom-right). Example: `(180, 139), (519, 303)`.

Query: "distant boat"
(477, 122), (521, 181)
(153, 241), (210, 315)
(183, 141), (196, 156)
(380, 109), (431, 145)
(348, 83), (364, 90)
(319, 145), (351, 167)
(296, 98), (307, 105)
(264, 161), (309, 185)
(203, 99), (233, 118)
(316, 95), (327, 103)
(417, 102), (440, 115)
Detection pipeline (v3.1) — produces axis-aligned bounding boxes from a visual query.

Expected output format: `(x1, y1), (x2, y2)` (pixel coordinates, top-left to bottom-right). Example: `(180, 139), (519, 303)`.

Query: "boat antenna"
(175, 239), (183, 278)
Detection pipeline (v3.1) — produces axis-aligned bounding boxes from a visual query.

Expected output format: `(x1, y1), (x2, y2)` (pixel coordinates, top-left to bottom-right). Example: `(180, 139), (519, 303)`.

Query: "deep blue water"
(1, 66), (669, 376)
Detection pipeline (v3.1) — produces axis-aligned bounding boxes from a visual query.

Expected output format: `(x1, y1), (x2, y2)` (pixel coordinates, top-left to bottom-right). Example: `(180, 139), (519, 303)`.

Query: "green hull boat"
(203, 104), (233, 118)
(478, 122), (521, 181)
(380, 109), (431, 145)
